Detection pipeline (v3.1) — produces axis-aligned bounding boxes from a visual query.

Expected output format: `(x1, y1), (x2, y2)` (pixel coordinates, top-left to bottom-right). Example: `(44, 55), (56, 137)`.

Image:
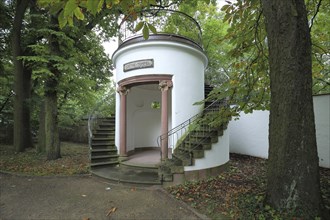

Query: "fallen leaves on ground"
(167, 153), (330, 219)
(0, 142), (89, 176)
(106, 207), (117, 217)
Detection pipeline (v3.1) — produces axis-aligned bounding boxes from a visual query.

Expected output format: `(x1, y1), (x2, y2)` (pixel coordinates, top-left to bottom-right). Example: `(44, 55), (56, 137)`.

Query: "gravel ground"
(0, 173), (208, 220)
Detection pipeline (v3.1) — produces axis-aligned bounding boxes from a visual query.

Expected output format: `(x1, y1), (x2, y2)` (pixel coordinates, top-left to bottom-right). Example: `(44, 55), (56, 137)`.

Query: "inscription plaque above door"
(123, 59), (154, 72)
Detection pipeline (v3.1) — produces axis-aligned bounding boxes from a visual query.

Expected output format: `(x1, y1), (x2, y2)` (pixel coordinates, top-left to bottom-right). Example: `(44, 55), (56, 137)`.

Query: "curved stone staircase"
(90, 117), (161, 185)
(158, 85), (229, 184)
(90, 116), (119, 167)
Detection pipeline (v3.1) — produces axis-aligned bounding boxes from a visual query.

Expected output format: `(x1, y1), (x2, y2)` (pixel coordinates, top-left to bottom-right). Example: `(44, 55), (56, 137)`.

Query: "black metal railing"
(119, 9), (203, 47)
(157, 99), (225, 156)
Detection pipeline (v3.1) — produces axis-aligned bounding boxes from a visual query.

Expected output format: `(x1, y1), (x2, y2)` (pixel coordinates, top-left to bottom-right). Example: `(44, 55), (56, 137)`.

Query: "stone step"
(158, 165), (173, 182)
(95, 128), (115, 132)
(184, 136), (212, 145)
(92, 145), (117, 152)
(93, 132), (115, 138)
(99, 124), (115, 128)
(91, 166), (161, 185)
(120, 161), (159, 171)
(190, 129), (218, 136)
(192, 149), (204, 158)
(92, 140), (115, 145)
(91, 149), (118, 156)
(172, 152), (192, 166)
(91, 155), (119, 159)
(176, 146), (205, 158)
(91, 153), (117, 158)
(177, 143), (211, 152)
(182, 140), (213, 151)
(188, 135), (218, 144)
(91, 142), (115, 147)
(101, 119), (115, 123)
(91, 156), (119, 164)
(102, 118), (115, 123)
(160, 160), (184, 174)
(192, 124), (219, 130)
(92, 137), (115, 141)
(91, 161), (119, 167)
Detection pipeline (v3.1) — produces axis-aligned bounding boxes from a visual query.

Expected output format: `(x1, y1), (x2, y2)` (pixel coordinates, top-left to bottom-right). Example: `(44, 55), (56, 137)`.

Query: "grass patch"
(0, 142), (89, 176)
(167, 154), (330, 219)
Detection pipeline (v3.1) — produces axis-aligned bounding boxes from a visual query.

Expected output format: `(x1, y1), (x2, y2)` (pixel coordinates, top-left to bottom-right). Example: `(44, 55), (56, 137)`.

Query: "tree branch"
(309, 0), (322, 31)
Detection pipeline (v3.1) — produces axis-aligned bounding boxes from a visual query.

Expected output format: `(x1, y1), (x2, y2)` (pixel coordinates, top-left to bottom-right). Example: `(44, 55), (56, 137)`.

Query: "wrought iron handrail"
(157, 99), (223, 153)
(118, 9), (203, 47)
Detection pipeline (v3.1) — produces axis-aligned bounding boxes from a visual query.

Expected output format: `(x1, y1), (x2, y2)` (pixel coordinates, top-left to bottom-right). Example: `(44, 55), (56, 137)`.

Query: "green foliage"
(0, 1), (14, 127)
(38, 0), (159, 28)
(218, 0), (270, 111)
(9, 4), (114, 133)
(196, 0), (328, 126)
(176, 0), (269, 125)
(309, 0), (330, 94)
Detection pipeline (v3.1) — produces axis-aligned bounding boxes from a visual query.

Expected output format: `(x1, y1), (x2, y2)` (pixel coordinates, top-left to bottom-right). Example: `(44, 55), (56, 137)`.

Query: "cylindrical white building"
(109, 9), (229, 184)
(113, 35), (208, 156)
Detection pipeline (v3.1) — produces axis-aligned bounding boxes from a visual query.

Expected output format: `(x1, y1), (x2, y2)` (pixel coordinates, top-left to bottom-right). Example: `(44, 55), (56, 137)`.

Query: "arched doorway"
(117, 74), (173, 161)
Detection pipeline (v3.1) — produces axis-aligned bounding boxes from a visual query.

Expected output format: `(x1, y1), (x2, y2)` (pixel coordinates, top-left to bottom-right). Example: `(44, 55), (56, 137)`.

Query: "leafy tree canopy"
(35, 0), (329, 127)
(1, 0), (116, 133)
(203, 0), (329, 126)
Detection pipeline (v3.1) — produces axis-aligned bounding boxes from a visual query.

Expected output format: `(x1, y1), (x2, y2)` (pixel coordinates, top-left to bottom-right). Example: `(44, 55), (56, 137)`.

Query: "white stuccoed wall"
(229, 110), (270, 158)
(314, 95), (330, 168)
(184, 129), (230, 171)
(127, 86), (161, 151)
(229, 94), (330, 168)
(113, 40), (207, 151)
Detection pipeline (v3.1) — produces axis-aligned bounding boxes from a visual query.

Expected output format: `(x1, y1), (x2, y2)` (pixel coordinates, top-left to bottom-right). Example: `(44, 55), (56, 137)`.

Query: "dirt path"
(0, 173), (207, 220)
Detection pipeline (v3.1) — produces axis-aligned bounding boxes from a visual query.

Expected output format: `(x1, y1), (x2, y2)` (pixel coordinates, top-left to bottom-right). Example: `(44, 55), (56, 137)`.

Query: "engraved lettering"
(123, 59), (154, 72)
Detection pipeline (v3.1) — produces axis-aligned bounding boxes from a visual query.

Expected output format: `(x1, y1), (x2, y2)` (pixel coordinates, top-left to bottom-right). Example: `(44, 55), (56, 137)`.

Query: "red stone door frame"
(117, 74), (173, 161)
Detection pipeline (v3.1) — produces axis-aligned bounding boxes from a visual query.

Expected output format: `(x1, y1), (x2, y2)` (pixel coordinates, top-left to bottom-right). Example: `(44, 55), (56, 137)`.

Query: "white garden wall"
(229, 110), (269, 158)
(314, 95), (330, 168)
(229, 94), (330, 168)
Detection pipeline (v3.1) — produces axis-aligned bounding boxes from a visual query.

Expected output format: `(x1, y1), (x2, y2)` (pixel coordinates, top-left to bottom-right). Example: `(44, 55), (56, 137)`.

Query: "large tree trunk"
(37, 101), (46, 153)
(261, 0), (324, 217)
(44, 15), (61, 160)
(12, 0), (33, 152)
(45, 76), (60, 160)
(22, 68), (33, 147)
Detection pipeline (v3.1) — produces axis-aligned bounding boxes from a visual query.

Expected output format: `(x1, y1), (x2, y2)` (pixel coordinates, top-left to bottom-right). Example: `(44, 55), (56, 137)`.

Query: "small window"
(151, 101), (160, 109)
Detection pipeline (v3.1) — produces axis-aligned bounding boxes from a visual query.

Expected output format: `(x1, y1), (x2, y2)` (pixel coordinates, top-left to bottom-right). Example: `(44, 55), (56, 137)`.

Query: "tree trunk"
(37, 101), (46, 153)
(12, 0), (32, 152)
(22, 68), (33, 147)
(44, 15), (61, 160)
(45, 76), (60, 160)
(261, 0), (324, 217)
